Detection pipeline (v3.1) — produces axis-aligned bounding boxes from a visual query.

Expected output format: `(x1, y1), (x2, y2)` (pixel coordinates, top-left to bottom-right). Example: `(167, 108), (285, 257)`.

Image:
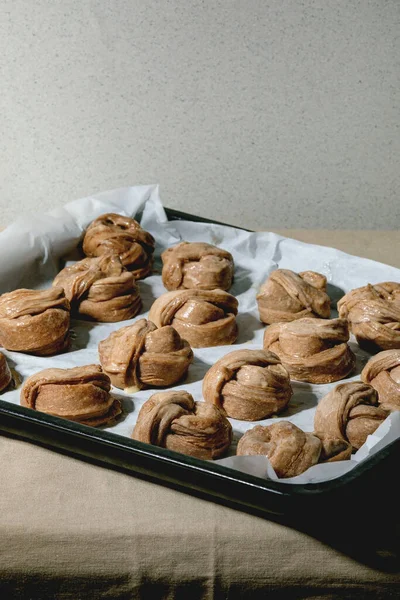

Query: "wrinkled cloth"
(82, 212), (155, 279)
(99, 318), (193, 390)
(237, 421), (321, 478)
(148, 289), (238, 348)
(53, 254), (141, 322)
(1, 434), (400, 599)
(314, 382), (389, 450)
(0, 287), (70, 356)
(161, 241), (234, 291)
(257, 269), (331, 324)
(338, 282), (400, 351)
(361, 349), (400, 411)
(202, 349), (292, 420)
(21, 364), (121, 426)
(132, 390), (232, 459)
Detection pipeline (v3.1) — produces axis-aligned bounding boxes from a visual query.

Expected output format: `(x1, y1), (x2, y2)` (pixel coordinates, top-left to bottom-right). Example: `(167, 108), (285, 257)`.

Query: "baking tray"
(0, 208), (399, 521)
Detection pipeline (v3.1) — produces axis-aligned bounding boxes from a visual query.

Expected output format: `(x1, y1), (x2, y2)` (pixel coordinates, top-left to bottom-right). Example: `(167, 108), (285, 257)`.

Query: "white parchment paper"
(0, 185), (399, 485)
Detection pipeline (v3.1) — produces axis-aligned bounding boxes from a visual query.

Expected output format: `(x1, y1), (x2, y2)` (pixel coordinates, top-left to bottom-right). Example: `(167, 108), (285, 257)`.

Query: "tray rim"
(0, 206), (398, 518)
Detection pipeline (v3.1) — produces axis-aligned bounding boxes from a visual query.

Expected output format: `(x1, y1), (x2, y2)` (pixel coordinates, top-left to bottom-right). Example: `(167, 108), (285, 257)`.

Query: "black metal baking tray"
(0, 208), (399, 521)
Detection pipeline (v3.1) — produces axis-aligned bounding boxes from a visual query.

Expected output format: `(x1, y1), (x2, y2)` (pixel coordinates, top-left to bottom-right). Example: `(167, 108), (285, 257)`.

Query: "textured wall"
(0, 1), (399, 229)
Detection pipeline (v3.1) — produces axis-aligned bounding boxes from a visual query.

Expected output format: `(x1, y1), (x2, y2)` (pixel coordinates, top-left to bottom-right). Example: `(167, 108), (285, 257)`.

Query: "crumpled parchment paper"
(1, 185), (399, 485)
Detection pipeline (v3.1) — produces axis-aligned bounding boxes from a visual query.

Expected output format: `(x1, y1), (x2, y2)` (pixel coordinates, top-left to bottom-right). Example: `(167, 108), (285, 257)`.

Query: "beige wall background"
(0, 0), (399, 230)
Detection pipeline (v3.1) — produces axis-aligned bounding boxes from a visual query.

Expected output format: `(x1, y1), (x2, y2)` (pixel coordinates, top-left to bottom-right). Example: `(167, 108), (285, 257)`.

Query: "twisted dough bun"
(257, 269), (331, 324)
(21, 365), (121, 426)
(263, 317), (355, 383)
(202, 349), (292, 420)
(338, 282), (400, 351)
(132, 391), (232, 459)
(314, 433), (352, 463)
(237, 422), (321, 478)
(82, 213), (155, 279)
(314, 382), (389, 450)
(361, 350), (400, 411)
(0, 352), (12, 392)
(161, 241), (234, 291)
(0, 288), (70, 356)
(99, 318), (193, 390)
(53, 255), (141, 322)
(148, 289), (238, 348)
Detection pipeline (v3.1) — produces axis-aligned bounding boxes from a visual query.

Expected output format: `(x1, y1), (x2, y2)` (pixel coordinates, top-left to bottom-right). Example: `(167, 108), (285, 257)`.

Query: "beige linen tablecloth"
(1, 230), (399, 599)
